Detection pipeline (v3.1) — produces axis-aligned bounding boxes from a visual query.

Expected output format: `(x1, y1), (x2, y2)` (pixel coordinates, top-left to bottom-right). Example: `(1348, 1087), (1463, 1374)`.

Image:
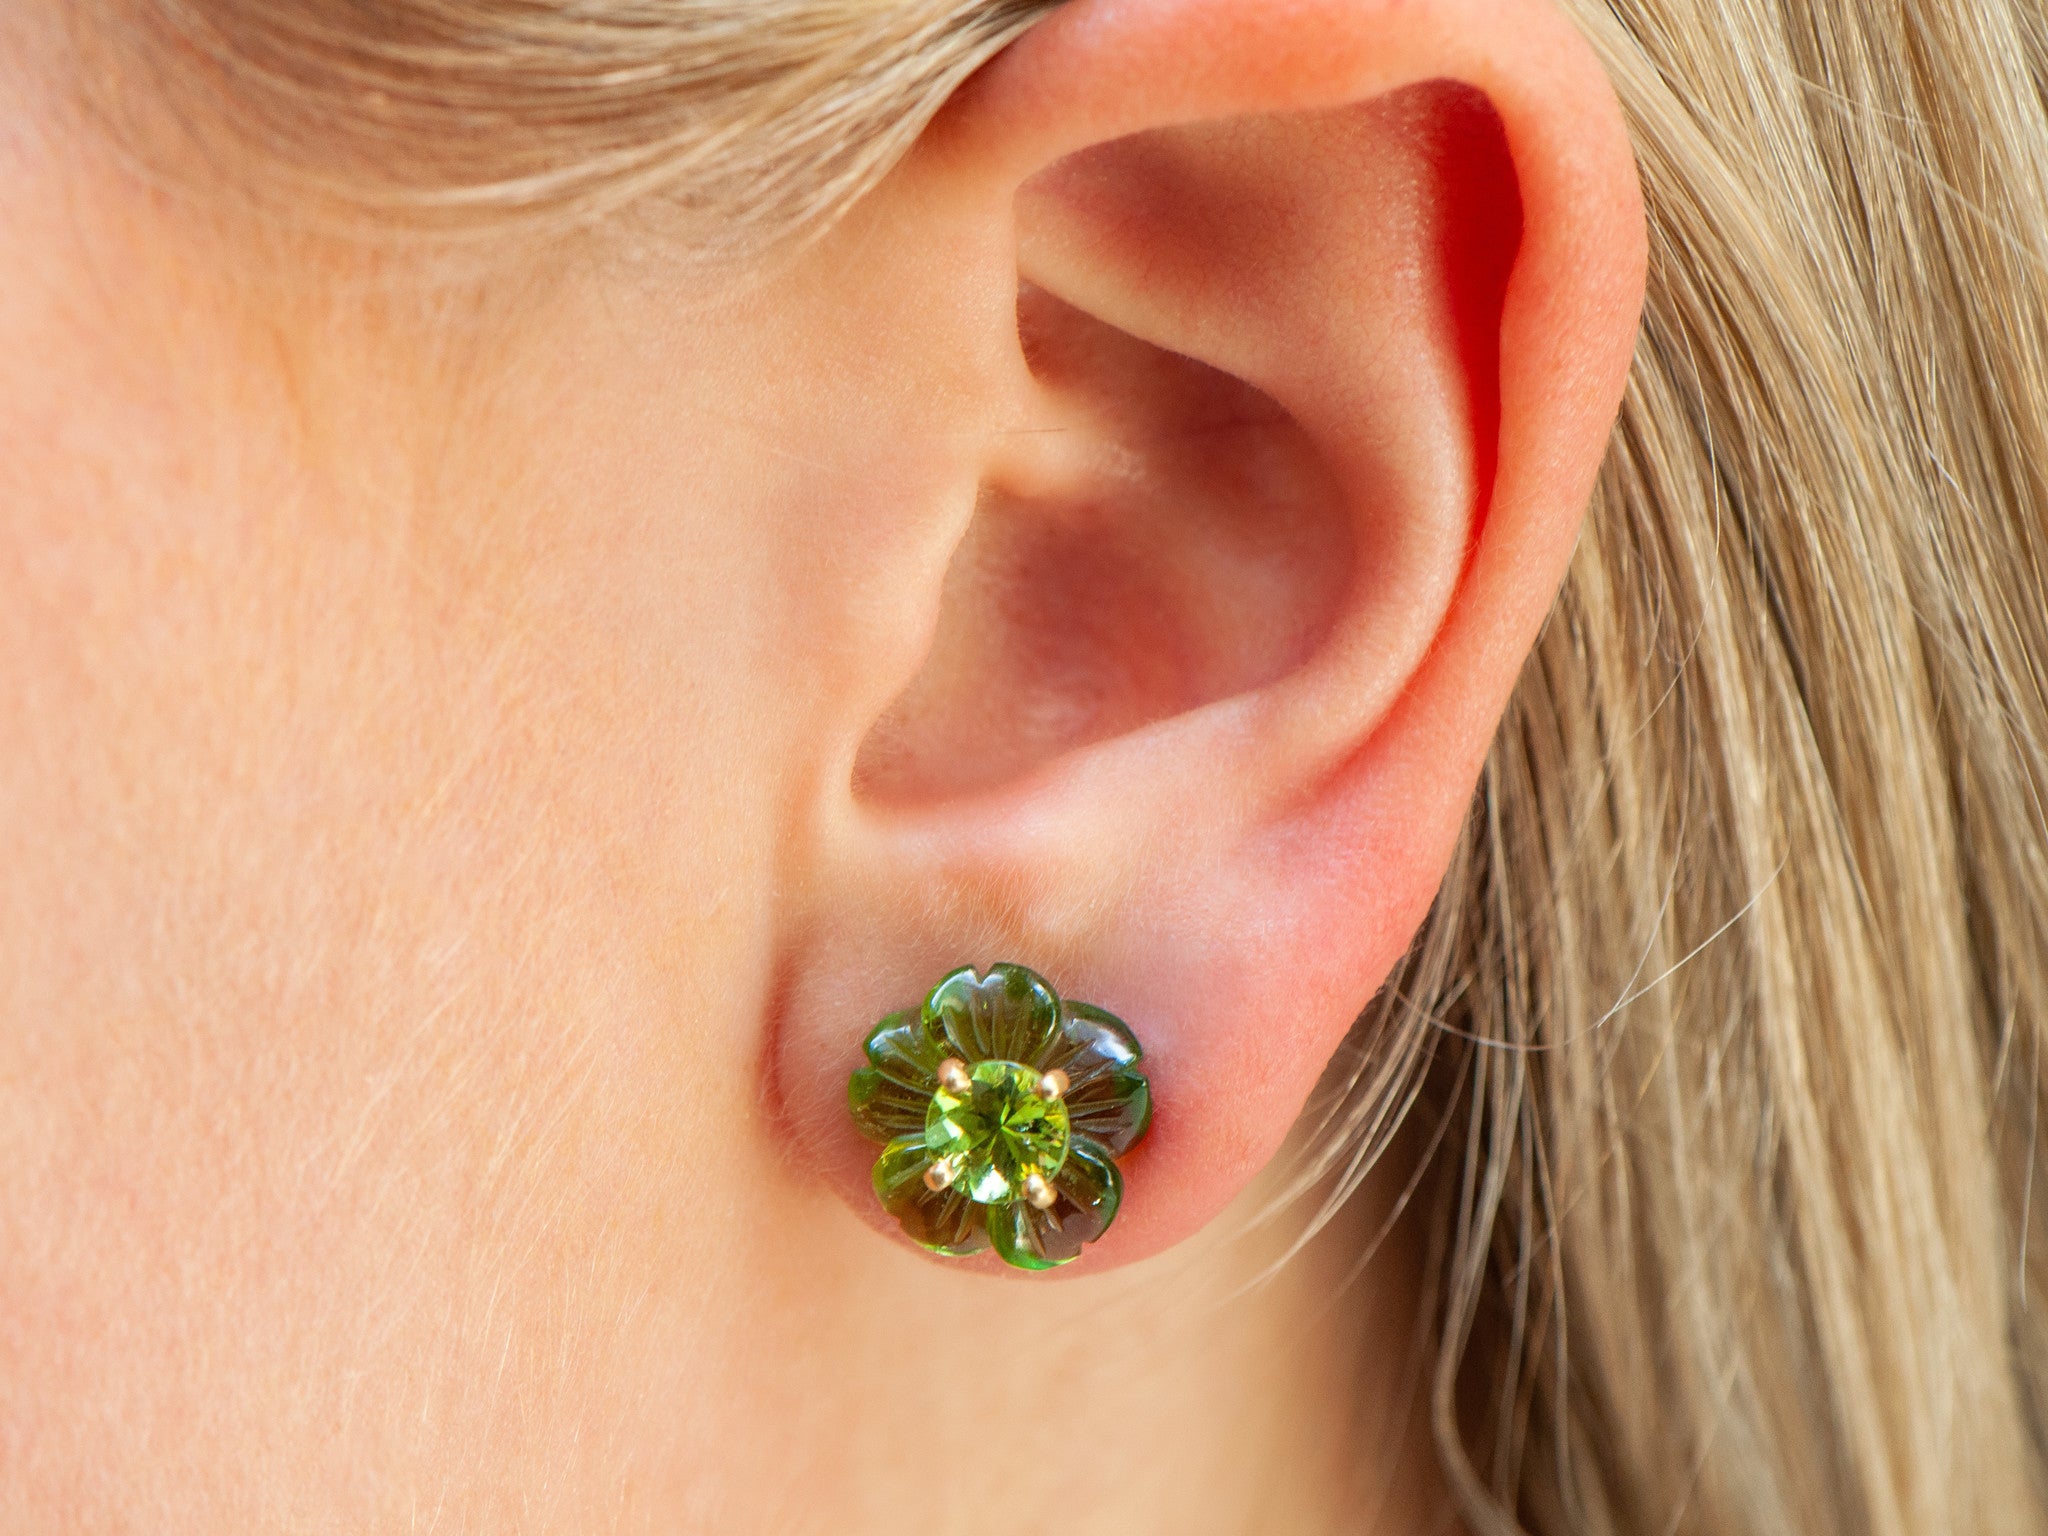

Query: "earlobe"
(773, 0), (1644, 1273)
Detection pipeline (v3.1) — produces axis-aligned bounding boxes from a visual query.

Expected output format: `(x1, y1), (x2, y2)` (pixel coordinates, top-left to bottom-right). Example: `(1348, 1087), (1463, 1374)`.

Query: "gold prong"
(1034, 1068), (1070, 1102)
(1022, 1171), (1058, 1210)
(936, 1057), (971, 1095)
(924, 1157), (959, 1193)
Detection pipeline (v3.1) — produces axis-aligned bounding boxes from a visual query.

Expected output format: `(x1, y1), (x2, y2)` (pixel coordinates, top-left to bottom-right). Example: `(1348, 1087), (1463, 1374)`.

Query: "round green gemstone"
(924, 1059), (1070, 1205)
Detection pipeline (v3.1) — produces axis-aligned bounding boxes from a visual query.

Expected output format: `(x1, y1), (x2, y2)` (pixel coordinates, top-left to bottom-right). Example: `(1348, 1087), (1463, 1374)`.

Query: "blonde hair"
(80, 0), (1057, 244)
(1357, 2), (2048, 1527)
(90, 0), (2048, 1530)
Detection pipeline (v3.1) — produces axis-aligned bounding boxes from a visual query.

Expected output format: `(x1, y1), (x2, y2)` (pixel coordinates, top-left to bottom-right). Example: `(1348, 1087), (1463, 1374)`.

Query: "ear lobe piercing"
(846, 963), (1153, 1271)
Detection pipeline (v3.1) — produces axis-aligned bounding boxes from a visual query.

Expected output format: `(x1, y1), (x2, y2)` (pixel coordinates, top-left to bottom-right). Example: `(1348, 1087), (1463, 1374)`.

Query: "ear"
(771, 0), (1643, 1271)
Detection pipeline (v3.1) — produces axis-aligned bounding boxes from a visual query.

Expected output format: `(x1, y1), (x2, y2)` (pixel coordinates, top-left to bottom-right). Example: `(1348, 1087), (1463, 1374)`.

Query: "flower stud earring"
(846, 963), (1153, 1271)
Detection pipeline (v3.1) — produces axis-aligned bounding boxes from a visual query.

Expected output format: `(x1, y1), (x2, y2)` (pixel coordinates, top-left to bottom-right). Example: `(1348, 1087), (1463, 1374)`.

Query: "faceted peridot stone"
(924, 1059), (1070, 1204)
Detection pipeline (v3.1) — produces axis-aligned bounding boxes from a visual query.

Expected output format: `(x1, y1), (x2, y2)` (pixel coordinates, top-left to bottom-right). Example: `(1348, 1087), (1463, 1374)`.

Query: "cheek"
(0, 369), (804, 1519)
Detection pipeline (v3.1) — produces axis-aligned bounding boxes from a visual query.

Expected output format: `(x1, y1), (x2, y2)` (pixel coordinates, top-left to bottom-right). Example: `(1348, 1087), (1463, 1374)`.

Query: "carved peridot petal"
(925, 964), (1063, 1066)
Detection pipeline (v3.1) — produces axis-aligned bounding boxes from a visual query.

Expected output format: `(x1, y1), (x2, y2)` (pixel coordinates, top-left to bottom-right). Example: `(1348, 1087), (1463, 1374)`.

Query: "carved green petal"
(986, 1137), (1124, 1270)
(925, 964), (1063, 1066)
(987, 1198), (1064, 1271)
(1064, 1066), (1152, 1157)
(1051, 1136), (1123, 1245)
(872, 1135), (990, 1257)
(1051, 1001), (1144, 1087)
(847, 1066), (927, 1143)
(863, 1008), (949, 1088)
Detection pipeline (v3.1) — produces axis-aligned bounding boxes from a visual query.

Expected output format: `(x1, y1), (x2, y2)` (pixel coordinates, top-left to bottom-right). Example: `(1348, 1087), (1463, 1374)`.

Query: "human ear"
(770, 0), (1644, 1271)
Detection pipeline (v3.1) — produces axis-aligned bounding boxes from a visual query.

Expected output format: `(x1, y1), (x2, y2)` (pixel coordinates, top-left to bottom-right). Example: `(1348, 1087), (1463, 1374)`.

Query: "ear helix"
(846, 963), (1152, 1271)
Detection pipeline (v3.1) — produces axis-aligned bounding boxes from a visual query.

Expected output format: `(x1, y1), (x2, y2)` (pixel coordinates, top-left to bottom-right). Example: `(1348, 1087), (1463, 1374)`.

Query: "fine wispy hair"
(79, 0), (1060, 245)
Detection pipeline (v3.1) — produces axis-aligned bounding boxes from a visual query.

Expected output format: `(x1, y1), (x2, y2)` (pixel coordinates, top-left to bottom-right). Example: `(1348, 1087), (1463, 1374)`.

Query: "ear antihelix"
(846, 962), (1152, 1271)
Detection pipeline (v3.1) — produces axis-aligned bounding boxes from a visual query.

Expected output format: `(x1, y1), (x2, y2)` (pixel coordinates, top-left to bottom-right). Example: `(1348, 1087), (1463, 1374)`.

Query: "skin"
(0, 0), (1643, 1529)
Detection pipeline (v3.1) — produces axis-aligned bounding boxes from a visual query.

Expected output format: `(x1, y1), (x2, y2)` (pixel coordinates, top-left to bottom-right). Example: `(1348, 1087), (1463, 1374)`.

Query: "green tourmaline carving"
(847, 963), (1153, 1271)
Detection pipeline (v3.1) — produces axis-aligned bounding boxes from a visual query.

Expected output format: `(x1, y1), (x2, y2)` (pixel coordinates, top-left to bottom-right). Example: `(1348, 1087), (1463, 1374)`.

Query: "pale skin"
(0, 0), (1644, 1529)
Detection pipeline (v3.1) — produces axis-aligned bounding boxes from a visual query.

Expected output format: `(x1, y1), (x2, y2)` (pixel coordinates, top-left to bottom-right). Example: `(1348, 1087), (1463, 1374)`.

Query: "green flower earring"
(846, 963), (1153, 1271)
